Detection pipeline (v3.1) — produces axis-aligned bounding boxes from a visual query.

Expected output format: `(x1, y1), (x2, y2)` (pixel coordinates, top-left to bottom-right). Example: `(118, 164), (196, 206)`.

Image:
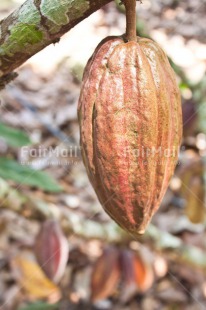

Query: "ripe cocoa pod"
(78, 36), (182, 235)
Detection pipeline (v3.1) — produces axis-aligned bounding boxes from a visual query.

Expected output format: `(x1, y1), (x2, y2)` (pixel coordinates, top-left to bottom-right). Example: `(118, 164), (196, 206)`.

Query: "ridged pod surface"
(78, 36), (182, 235)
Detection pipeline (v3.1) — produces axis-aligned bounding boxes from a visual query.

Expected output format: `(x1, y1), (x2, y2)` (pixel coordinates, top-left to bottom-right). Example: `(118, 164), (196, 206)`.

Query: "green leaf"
(19, 302), (59, 310)
(0, 122), (31, 147)
(179, 82), (189, 91)
(0, 158), (62, 192)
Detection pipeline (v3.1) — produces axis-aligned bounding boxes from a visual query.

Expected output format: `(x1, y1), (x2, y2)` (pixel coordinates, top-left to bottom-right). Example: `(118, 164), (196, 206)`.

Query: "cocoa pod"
(91, 246), (120, 301)
(119, 249), (153, 302)
(78, 36), (182, 234)
(34, 220), (69, 283)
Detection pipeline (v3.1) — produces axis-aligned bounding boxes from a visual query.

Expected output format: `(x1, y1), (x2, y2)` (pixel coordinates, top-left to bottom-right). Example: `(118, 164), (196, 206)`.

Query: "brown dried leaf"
(178, 155), (204, 197)
(91, 246), (120, 301)
(34, 220), (69, 283)
(185, 176), (205, 224)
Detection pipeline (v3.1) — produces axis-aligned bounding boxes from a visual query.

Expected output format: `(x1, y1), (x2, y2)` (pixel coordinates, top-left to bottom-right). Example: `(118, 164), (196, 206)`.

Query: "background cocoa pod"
(78, 36), (182, 235)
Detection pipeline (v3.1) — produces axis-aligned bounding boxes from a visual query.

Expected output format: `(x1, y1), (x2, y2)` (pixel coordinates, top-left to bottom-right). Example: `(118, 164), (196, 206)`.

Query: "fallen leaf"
(0, 121), (31, 147)
(0, 158), (62, 193)
(12, 255), (61, 299)
(185, 176), (205, 224)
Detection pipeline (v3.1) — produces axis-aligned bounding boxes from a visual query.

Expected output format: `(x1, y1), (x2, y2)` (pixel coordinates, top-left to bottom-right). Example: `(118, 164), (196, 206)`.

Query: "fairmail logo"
(21, 145), (81, 158)
(121, 146), (179, 158)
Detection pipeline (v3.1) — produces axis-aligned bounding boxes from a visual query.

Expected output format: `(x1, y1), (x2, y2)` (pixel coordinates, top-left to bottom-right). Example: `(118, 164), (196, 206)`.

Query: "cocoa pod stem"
(124, 0), (137, 42)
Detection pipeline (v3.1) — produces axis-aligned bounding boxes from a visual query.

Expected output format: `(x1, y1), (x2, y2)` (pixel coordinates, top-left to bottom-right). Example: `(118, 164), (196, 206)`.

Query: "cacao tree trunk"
(0, 0), (111, 85)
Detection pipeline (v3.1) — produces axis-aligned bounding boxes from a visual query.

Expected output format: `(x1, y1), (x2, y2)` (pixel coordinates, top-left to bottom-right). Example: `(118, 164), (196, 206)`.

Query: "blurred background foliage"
(0, 0), (206, 309)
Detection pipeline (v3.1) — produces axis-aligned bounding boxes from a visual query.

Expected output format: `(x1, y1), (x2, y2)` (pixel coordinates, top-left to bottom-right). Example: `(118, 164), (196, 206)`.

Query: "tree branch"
(0, 0), (112, 81)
